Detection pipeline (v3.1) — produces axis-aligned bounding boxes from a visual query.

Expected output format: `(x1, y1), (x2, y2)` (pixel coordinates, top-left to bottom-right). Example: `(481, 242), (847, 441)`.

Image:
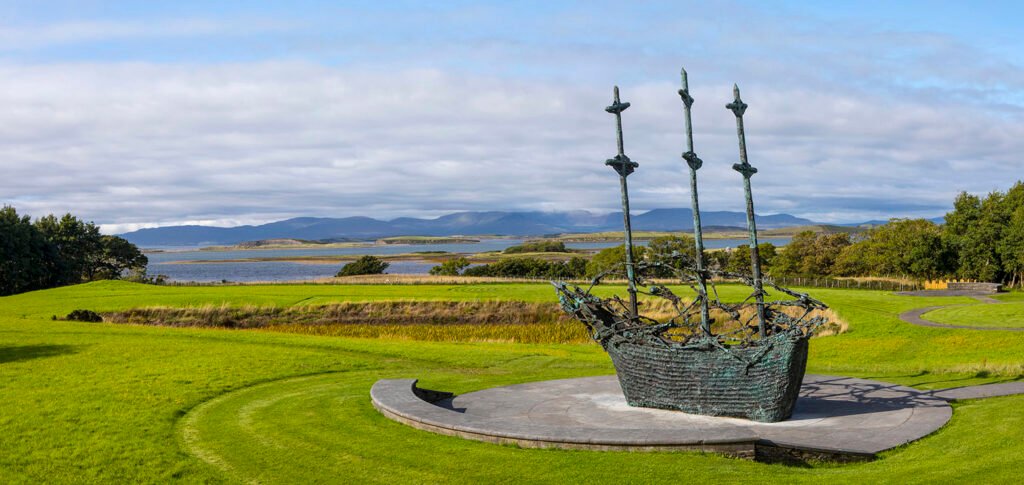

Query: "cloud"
(0, 18), (296, 51)
(1, 3), (1023, 233)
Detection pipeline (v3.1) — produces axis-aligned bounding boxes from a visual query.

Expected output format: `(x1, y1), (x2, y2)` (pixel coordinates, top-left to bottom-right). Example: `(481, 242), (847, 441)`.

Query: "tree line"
(769, 182), (1024, 286)
(0, 206), (149, 296)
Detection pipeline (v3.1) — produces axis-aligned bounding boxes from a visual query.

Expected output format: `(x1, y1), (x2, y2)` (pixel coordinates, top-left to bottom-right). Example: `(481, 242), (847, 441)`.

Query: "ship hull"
(604, 331), (809, 422)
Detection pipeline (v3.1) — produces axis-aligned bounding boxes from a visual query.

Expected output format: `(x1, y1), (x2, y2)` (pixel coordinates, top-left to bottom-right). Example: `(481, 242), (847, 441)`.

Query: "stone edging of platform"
(370, 374), (1007, 462)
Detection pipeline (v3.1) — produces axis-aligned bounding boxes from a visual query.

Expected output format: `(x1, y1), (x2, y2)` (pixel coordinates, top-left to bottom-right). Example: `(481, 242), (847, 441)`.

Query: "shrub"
(66, 309), (102, 322)
(429, 257), (471, 276)
(462, 257), (587, 279)
(646, 234), (696, 276)
(503, 240), (568, 254)
(336, 256), (389, 277)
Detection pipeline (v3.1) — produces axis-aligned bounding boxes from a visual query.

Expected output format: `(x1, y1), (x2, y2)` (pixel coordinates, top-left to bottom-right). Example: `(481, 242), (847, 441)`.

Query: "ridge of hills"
(120, 209), (817, 246)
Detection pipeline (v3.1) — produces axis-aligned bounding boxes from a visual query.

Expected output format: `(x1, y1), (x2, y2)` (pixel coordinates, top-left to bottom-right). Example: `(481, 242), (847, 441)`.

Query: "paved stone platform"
(372, 374), (952, 459)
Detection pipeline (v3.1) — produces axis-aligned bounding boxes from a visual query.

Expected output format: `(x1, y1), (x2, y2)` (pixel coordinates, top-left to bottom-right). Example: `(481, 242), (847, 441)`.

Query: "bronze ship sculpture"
(552, 69), (829, 423)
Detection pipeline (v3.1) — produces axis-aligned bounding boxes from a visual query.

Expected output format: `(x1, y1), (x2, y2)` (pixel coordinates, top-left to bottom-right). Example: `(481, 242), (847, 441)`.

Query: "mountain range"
(120, 209), (816, 247)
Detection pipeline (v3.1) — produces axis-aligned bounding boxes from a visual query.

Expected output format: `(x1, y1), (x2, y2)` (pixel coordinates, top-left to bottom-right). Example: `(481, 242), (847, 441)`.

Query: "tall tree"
(725, 242), (777, 275)
(34, 214), (104, 284)
(836, 219), (953, 279)
(0, 206), (57, 295)
(944, 190), (1009, 282)
(773, 231), (849, 276)
(95, 235), (149, 280)
(998, 199), (1024, 288)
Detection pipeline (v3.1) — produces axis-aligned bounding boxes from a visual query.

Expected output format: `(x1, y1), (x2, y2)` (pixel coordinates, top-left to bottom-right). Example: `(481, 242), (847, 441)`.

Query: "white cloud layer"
(1, 4), (1023, 233)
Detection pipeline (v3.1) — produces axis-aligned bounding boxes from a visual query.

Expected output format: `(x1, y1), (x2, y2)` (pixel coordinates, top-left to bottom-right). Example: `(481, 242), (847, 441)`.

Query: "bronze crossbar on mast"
(605, 86), (639, 318)
(726, 84), (768, 339)
(677, 68), (712, 337)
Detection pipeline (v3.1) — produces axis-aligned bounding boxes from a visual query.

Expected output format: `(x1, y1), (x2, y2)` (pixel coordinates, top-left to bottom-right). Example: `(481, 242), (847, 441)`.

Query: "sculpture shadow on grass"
(0, 344), (80, 364)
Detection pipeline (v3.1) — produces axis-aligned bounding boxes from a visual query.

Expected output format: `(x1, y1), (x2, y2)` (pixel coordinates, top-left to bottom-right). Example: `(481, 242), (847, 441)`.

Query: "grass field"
(1, 281), (1023, 483)
(923, 300), (1024, 328)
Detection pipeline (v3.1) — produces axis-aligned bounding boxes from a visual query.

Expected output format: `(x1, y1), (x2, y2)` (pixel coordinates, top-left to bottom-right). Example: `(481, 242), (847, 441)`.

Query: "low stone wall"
(946, 282), (1002, 293)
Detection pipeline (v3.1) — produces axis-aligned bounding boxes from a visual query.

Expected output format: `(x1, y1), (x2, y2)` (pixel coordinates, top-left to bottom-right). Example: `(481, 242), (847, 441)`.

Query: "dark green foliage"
(0, 206), (58, 295)
(772, 231), (850, 277)
(502, 240), (567, 254)
(943, 182), (1024, 285)
(835, 219), (953, 279)
(565, 256), (588, 278)
(585, 244), (647, 278)
(1, 207), (149, 296)
(96, 236), (149, 280)
(645, 235), (696, 276)
(336, 256), (389, 276)
(65, 309), (102, 322)
(462, 257), (587, 279)
(998, 205), (1024, 288)
(429, 257), (470, 276)
(725, 243), (777, 275)
(705, 249), (731, 271)
(34, 213), (104, 284)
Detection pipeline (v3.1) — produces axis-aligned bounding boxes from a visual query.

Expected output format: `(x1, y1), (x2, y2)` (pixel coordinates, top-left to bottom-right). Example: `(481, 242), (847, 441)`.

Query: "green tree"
(645, 234), (696, 276)
(705, 249), (731, 271)
(773, 231), (850, 276)
(34, 213), (103, 284)
(460, 256), (588, 279)
(429, 257), (470, 276)
(725, 242), (777, 275)
(565, 256), (588, 278)
(998, 204), (1024, 287)
(0, 206), (58, 295)
(584, 244), (646, 278)
(944, 189), (1011, 282)
(95, 235), (149, 280)
(836, 219), (952, 279)
(503, 240), (567, 254)
(336, 256), (389, 276)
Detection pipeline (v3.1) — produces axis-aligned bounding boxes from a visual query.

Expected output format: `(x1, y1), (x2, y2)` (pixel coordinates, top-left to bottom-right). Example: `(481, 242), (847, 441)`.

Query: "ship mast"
(605, 86), (640, 318)
(677, 68), (712, 337)
(727, 84), (768, 339)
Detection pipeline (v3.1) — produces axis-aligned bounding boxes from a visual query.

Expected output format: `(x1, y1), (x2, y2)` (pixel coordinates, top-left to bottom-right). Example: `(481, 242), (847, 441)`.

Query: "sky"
(2, 1), (1024, 234)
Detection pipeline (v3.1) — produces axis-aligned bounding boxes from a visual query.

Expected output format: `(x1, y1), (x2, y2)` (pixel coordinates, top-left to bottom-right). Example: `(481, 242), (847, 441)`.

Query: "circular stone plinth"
(371, 375), (951, 458)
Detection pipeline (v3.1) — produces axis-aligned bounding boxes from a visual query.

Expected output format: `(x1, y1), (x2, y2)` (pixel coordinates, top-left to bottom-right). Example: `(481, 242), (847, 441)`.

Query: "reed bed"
(104, 298), (844, 344)
(105, 301), (572, 327)
(263, 322), (592, 344)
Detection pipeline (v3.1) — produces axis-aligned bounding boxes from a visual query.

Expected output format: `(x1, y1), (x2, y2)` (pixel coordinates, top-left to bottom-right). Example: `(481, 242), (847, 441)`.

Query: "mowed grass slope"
(924, 301), (1024, 328)
(0, 281), (1022, 483)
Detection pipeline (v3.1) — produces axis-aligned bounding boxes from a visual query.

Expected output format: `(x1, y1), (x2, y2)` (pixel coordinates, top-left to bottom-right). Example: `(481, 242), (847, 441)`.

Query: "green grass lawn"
(1, 281), (1023, 483)
(924, 301), (1024, 328)
(995, 290), (1024, 302)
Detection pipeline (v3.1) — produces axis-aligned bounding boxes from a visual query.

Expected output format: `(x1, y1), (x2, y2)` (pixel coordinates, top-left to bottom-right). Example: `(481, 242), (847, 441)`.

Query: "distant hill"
(120, 209), (817, 247)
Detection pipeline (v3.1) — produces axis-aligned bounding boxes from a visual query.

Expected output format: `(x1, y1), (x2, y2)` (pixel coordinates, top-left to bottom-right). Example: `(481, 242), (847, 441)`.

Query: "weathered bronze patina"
(552, 69), (829, 422)
(728, 84), (768, 339)
(605, 86), (640, 317)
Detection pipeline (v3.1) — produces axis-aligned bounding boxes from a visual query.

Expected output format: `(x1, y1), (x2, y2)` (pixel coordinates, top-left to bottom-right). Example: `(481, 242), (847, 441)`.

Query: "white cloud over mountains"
(1, 3), (1023, 233)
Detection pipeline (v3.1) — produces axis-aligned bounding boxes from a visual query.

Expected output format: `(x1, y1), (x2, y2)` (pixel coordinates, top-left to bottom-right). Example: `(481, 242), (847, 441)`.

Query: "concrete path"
(896, 291), (1023, 331)
(373, 375), (953, 460)
(930, 381), (1024, 401)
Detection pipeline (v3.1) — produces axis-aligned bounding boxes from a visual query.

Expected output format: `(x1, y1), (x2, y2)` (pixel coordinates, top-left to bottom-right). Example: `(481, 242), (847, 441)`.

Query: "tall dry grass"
(105, 301), (572, 327)
(105, 298), (845, 344)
